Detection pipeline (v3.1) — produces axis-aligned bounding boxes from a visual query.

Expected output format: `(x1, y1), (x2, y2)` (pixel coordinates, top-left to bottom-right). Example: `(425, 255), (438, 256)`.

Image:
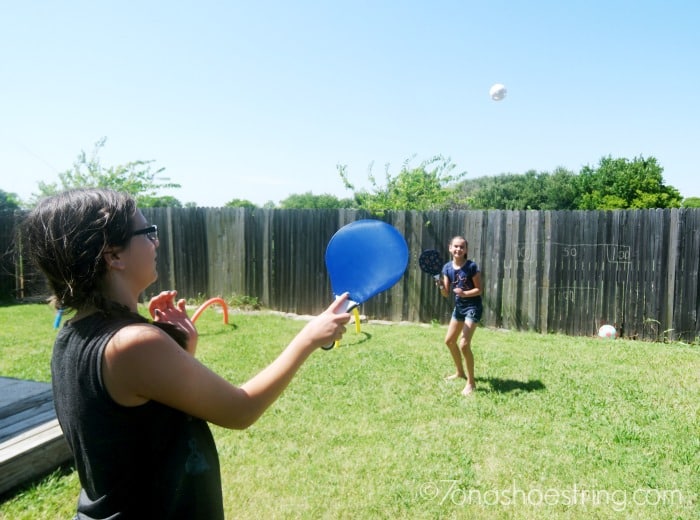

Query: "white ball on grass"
(598, 324), (617, 339)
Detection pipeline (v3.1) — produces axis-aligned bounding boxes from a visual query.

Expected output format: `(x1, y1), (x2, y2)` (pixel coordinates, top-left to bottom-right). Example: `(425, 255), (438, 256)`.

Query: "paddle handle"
(321, 298), (359, 350)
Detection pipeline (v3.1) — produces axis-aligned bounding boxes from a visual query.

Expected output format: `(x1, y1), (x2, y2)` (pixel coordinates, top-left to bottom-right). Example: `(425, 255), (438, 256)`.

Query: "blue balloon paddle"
(322, 219), (409, 349)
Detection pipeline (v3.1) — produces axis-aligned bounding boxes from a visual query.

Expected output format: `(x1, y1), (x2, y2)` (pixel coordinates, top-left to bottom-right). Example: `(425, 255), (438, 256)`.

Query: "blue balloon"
(325, 219), (409, 307)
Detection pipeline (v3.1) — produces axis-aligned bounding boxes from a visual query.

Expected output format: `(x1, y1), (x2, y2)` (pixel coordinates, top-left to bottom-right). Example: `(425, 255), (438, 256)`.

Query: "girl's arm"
(102, 293), (352, 429)
(454, 272), (482, 298)
(439, 273), (450, 298)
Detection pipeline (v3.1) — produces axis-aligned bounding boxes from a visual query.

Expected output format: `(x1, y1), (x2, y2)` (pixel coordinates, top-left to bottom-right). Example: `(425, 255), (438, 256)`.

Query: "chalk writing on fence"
(605, 245), (631, 263)
(538, 286), (599, 305)
(514, 243), (632, 265)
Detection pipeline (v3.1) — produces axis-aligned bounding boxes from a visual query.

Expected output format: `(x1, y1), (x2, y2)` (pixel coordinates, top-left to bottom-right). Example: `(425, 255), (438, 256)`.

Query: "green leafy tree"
(138, 195), (183, 208)
(339, 155), (465, 214)
(0, 189), (21, 211)
(681, 197), (700, 208)
(454, 157), (681, 211)
(458, 168), (579, 210)
(541, 167), (580, 210)
(577, 156), (681, 209)
(463, 172), (535, 209)
(445, 176), (491, 209)
(224, 198), (258, 209)
(279, 192), (354, 209)
(31, 137), (183, 207)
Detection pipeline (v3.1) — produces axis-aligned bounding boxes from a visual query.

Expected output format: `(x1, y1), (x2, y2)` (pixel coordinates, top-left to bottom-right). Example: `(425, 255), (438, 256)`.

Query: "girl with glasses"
(22, 188), (351, 519)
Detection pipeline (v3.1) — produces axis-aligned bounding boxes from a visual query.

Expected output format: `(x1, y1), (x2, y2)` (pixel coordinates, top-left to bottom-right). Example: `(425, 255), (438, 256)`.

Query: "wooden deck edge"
(0, 418), (73, 496)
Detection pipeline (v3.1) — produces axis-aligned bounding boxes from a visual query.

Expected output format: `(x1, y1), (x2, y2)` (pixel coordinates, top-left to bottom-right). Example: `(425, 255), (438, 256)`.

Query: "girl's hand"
(300, 293), (352, 349)
(148, 291), (198, 353)
(148, 290), (179, 318)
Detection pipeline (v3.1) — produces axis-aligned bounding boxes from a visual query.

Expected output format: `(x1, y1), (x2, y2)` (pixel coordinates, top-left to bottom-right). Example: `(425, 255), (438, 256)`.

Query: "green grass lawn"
(1, 303), (698, 519)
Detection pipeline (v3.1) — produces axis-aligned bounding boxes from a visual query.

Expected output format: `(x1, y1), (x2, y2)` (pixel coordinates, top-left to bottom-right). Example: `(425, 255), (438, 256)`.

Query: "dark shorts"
(452, 304), (483, 323)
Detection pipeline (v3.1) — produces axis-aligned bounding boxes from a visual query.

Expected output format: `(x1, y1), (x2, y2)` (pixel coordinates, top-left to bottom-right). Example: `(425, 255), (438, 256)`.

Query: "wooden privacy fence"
(3, 208), (700, 342)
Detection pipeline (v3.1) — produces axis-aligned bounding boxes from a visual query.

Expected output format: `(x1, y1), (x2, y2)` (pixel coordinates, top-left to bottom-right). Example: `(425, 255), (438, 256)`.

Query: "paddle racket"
(322, 219), (409, 350)
(418, 249), (444, 283)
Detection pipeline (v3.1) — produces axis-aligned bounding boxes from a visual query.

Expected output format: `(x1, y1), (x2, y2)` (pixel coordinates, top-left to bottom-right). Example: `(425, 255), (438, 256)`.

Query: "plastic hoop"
(191, 297), (229, 325)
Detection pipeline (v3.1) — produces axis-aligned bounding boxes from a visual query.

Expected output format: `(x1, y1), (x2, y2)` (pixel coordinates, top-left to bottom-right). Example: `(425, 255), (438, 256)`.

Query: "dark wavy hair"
(22, 188), (186, 347)
(23, 188), (135, 312)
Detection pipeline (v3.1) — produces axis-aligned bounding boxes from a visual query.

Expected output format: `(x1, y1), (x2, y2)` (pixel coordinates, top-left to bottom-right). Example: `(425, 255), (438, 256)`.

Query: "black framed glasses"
(131, 224), (159, 243)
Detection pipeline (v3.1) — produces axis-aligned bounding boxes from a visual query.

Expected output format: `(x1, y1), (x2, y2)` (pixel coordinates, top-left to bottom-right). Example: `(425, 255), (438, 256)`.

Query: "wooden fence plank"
(483, 211), (505, 329)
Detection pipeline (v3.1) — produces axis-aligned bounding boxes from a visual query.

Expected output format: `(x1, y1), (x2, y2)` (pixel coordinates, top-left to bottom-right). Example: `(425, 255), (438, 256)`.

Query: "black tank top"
(52, 313), (224, 519)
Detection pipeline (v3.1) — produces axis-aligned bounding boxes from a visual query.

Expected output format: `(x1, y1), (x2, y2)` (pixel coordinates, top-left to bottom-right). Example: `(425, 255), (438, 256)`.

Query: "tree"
(0, 189), (21, 211)
(338, 155), (466, 214)
(31, 137), (183, 207)
(541, 167), (580, 210)
(459, 157), (680, 211)
(577, 156), (681, 210)
(224, 198), (257, 209)
(681, 197), (700, 208)
(462, 172), (537, 209)
(138, 195), (183, 208)
(279, 192), (354, 209)
(456, 168), (579, 210)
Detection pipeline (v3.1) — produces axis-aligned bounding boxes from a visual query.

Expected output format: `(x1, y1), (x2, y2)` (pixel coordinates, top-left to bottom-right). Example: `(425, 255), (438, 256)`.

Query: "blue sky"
(1, 1), (698, 206)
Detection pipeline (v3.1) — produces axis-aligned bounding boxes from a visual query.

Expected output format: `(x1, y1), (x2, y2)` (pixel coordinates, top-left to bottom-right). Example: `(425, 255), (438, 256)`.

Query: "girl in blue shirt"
(439, 236), (482, 395)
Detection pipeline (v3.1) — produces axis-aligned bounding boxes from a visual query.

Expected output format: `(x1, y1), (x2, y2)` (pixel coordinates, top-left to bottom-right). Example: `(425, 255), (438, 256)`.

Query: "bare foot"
(445, 373), (467, 381)
(461, 384), (476, 396)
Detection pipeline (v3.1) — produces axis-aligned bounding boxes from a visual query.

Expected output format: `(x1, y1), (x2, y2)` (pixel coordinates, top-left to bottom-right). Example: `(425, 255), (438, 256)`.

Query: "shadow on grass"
(477, 377), (546, 394)
(335, 331), (372, 348)
(0, 462), (75, 503)
(200, 323), (239, 337)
